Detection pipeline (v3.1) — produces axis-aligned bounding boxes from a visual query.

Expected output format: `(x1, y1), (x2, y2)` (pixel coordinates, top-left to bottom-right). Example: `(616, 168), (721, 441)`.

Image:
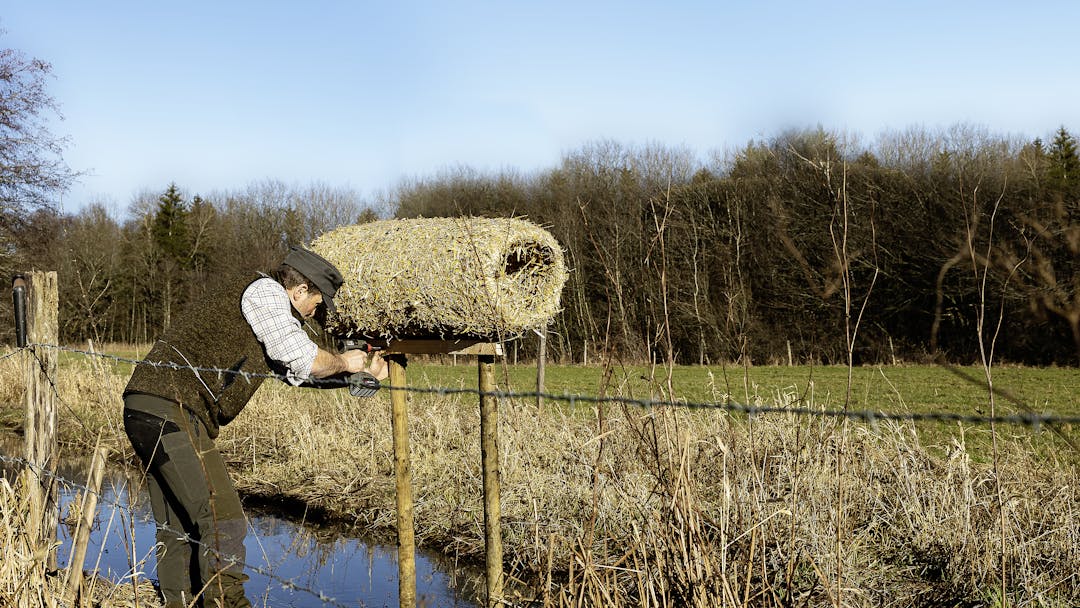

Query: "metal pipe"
(12, 274), (27, 347)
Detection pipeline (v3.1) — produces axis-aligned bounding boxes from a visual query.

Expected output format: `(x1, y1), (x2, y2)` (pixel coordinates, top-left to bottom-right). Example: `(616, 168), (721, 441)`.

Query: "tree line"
(2, 180), (377, 345)
(2, 33), (1078, 366)
(393, 125), (1079, 366)
(2, 124), (1078, 366)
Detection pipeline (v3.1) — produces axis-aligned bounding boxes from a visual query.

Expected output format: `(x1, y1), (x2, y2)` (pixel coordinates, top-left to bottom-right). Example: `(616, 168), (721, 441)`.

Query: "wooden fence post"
(388, 354), (416, 608)
(23, 271), (59, 564)
(376, 339), (503, 608)
(19, 273), (58, 604)
(478, 354), (503, 607)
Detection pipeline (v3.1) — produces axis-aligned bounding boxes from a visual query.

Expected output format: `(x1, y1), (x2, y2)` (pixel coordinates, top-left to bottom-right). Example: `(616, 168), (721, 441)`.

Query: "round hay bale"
(311, 217), (568, 340)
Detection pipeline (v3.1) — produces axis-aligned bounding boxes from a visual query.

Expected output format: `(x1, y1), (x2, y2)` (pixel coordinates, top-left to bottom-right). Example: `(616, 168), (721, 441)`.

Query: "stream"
(2, 440), (483, 608)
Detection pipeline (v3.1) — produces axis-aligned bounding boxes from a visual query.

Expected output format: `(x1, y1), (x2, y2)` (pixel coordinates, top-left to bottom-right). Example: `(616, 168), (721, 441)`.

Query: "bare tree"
(0, 34), (76, 253)
(59, 204), (121, 342)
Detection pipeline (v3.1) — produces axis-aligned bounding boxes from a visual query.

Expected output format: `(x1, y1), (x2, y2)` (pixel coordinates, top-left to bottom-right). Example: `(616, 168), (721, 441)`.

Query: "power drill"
(337, 338), (382, 397)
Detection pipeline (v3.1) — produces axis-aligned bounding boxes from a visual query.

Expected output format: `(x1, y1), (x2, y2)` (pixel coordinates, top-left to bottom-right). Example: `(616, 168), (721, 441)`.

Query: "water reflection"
(3, 443), (481, 608)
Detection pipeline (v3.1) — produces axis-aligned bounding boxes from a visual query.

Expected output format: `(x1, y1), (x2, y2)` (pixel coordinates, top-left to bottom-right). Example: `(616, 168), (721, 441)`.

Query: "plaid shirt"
(241, 277), (318, 385)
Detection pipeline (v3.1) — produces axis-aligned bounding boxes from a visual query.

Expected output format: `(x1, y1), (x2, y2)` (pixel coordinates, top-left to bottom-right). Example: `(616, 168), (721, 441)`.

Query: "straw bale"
(311, 217), (568, 340)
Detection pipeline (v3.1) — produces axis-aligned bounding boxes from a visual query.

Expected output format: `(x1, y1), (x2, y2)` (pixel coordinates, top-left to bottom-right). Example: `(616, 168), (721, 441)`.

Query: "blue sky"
(5, 1), (1079, 215)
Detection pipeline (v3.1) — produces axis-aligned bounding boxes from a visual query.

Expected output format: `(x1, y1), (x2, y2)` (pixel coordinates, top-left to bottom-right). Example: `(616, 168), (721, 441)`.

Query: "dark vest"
(124, 275), (287, 438)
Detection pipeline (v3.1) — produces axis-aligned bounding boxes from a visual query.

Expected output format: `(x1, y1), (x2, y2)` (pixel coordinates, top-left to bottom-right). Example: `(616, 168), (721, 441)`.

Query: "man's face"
(288, 284), (324, 319)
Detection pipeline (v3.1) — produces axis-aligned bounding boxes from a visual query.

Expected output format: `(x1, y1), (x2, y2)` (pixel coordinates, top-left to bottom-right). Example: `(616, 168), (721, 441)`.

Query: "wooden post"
(63, 445), (109, 604)
(536, 329), (547, 412)
(388, 354), (416, 608)
(23, 271), (59, 571)
(374, 339), (503, 608)
(478, 354), (503, 607)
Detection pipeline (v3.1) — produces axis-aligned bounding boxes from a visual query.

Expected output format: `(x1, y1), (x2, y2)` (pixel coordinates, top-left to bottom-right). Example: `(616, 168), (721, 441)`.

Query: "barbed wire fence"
(9, 343), (1080, 428)
(2, 341), (1079, 608)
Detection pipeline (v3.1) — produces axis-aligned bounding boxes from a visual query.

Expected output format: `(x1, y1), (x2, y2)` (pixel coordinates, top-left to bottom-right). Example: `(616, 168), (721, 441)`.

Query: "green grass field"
(45, 344), (1080, 459)
(59, 345), (1080, 415)
(407, 359), (1079, 411)
(403, 359), (1080, 459)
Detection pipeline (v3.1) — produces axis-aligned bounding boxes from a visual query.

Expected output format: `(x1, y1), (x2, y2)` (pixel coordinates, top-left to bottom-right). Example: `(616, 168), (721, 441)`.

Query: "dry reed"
(206, 373), (1080, 607)
(0, 468), (162, 607)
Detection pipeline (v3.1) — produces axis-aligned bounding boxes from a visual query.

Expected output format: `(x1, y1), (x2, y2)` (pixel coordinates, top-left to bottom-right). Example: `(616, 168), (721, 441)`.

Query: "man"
(122, 246), (386, 608)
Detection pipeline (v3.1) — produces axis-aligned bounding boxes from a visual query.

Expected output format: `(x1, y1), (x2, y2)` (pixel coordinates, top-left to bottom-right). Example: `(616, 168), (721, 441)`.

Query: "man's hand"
(311, 348), (363, 378)
(311, 348), (389, 381)
(364, 351), (389, 381)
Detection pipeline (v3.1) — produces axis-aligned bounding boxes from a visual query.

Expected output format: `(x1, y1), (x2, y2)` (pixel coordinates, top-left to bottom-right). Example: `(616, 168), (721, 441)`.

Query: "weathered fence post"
(388, 354), (416, 608)
(23, 272), (60, 549)
(20, 271), (60, 599)
(478, 354), (503, 607)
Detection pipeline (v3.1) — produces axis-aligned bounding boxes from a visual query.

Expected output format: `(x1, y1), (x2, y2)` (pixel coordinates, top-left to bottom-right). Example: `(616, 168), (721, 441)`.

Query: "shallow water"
(3, 443), (482, 608)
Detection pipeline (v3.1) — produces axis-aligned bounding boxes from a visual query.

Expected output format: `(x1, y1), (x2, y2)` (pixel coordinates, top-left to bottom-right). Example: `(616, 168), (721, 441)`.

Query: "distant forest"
(2, 125), (1078, 366)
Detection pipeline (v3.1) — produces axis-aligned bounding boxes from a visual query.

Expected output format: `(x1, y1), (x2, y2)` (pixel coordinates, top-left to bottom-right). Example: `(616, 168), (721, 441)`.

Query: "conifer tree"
(1047, 126), (1079, 198)
(150, 183), (192, 327)
(152, 183), (191, 264)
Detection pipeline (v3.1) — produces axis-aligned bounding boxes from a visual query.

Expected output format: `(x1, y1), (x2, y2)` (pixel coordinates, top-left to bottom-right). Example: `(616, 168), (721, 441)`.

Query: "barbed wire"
(0, 452), (357, 608)
(0, 346), (27, 363)
(24, 342), (1080, 428)
(8, 345), (115, 441)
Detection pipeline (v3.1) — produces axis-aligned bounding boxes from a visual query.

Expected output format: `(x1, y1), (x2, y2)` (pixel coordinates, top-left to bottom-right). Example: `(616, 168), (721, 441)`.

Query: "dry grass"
(311, 217), (568, 339)
(0, 467), (162, 607)
(2, 349), (1079, 607)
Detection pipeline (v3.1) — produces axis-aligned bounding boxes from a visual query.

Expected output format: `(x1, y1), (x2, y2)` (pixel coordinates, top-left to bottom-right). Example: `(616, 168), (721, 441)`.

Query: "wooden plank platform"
(372, 338), (503, 356)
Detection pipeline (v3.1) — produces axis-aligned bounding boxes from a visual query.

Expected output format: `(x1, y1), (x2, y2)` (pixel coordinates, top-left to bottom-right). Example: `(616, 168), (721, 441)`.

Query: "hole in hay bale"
(504, 244), (554, 277)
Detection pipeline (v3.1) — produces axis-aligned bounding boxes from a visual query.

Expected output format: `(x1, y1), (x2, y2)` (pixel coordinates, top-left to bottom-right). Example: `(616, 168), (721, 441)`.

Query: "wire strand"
(26, 342), (1080, 428)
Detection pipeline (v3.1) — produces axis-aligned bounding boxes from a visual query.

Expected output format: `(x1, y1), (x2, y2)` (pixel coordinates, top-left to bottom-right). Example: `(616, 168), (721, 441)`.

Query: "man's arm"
(311, 348), (369, 378)
(241, 278), (321, 384)
(242, 277), (387, 383)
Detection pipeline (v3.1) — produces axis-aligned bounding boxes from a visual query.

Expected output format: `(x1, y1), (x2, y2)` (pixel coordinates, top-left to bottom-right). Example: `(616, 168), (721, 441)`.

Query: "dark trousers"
(123, 393), (251, 608)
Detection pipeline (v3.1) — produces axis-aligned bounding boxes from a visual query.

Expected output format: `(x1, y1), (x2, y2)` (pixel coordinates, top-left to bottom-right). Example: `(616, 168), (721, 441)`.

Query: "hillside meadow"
(1, 345), (1078, 607)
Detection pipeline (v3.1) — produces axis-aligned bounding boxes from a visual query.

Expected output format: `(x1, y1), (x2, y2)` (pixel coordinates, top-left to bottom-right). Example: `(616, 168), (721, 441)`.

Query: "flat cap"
(283, 246), (344, 313)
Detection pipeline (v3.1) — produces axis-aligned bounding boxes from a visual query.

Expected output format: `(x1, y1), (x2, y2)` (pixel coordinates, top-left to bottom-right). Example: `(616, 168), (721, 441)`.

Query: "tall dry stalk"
(962, 178), (1012, 605)
(795, 139), (882, 607)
